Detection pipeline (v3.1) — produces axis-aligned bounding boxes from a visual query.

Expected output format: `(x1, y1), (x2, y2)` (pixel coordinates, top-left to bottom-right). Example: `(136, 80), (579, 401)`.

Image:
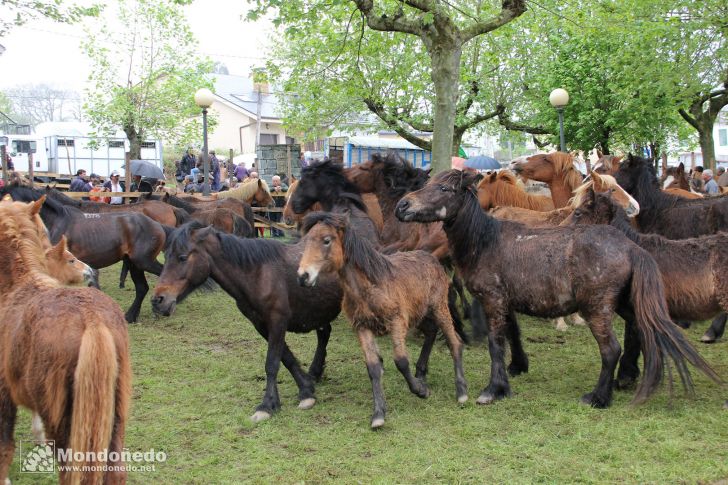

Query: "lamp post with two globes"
(549, 88), (569, 152)
(194, 88), (214, 196)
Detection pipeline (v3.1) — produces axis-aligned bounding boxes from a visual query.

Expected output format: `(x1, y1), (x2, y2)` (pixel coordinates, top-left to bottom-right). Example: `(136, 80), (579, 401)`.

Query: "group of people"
(176, 147), (222, 192)
(689, 165), (728, 195)
(69, 169), (155, 204)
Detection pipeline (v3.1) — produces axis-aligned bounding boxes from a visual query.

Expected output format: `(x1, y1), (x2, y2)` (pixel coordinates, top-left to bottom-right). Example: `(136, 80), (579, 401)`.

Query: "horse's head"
(593, 154), (623, 176)
(44, 235), (98, 287)
(292, 159), (360, 213)
(253, 179), (274, 208)
(396, 169), (479, 223)
(590, 171), (639, 217)
(476, 171), (518, 209)
(563, 172), (639, 225)
(297, 212), (348, 287)
(346, 160), (376, 193)
(661, 163), (689, 191)
(615, 153), (658, 195)
(152, 222), (215, 316)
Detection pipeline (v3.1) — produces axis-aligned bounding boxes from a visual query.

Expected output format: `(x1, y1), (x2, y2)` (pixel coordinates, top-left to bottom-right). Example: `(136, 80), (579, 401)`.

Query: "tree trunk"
(698, 127), (716, 171)
(452, 129), (465, 158)
(124, 126), (142, 160)
(429, 41), (462, 173)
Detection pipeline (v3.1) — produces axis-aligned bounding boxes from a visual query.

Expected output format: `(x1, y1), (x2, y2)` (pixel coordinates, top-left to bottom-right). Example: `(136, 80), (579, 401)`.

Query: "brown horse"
(3, 185), (166, 323)
(215, 177), (274, 208)
(395, 170), (721, 408)
(188, 207), (254, 238)
(152, 222), (343, 423)
(510, 152), (584, 208)
(615, 154), (728, 239)
(661, 163), (704, 199)
(592, 153), (623, 176)
(564, 188), (728, 357)
(44, 235), (98, 288)
(477, 171), (555, 211)
(0, 198), (131, 485)
(297, 212), (467, 429)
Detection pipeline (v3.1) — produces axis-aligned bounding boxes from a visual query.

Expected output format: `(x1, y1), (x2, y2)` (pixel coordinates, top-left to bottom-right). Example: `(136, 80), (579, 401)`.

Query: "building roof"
(347, 135), (427, 151)
(211, 74), (282, 121)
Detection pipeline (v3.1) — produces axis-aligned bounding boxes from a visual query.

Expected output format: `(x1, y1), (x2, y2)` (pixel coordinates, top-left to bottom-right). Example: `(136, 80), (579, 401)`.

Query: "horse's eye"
(323, 237), (332, 246)
(178, 254), (188, 262)
(439, 185), (448, 192)
(574, 209), (582, 217)
(69, 259), (76, 264)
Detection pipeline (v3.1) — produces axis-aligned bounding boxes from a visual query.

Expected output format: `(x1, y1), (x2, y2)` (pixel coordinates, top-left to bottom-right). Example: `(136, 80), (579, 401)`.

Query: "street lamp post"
(194, 88), (214, 196)
(549, 88), (569, 152)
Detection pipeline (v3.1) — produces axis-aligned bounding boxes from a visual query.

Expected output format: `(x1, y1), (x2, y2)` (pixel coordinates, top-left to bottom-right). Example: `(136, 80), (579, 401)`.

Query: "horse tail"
(447, 282), (470, 344)
(629, 249), (722, 404)
(69, 323), (119, 485)
(173, 207), (189, 226)
(232, 214), (252, 238)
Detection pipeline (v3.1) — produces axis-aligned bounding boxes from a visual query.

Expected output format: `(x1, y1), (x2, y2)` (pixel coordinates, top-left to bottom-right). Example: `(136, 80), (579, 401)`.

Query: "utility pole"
(255, 83), (262, 151)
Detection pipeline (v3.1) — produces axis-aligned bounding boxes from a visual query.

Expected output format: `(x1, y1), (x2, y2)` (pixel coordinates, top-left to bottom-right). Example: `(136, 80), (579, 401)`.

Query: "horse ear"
(193, 225), (215, 242)
(489, 171), (498, 182)
(677, 162), (685, 173)
(29, 195), (46, 215)
(459, 170), (480, 189)
(48, 236), (67, 258)
(596, 149), (603, 158)
(590, 171), (607, 191)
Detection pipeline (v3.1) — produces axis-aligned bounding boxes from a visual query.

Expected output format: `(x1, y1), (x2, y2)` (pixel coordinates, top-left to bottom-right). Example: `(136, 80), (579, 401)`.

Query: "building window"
(259, 134), (278, 145)
(285, 136), (295, 145)
(57, 138), (74, 147)
(11, 140), (35, 153)
(719, 128), (728, 147)
(109, 141), (125, 148)
(141, 141), (156, 149)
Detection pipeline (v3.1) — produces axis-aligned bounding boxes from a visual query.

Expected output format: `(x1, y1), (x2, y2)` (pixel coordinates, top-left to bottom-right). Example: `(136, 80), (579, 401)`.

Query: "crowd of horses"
(0, 151), (726, 483)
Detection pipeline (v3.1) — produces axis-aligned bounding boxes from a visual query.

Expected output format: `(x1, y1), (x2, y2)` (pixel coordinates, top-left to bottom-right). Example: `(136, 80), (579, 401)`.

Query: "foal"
(396, 170), (721, 408)
(297, 212), (467, 429)
(0, 199), (131, 485)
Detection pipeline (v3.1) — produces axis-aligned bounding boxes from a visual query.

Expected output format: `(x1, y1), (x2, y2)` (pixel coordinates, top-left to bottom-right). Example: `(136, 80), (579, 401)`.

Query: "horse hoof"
(580, 393), (610, 408)
(555, 318), (568, 332)
(250, 411), (271, 423)
(457, 394), (468, 404)
(476, 393), (496, 405)
(371, 417), (385, 429)
(700, 334), (716, 343)
(417, 387), (431, 399)
(298, 398), (316, 410)
(614, 376), (637, 391)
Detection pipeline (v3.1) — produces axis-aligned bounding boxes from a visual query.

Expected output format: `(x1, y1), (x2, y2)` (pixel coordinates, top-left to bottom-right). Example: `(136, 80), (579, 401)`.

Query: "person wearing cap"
(702, 168), (719, 194)
(103, 171), (126, 204)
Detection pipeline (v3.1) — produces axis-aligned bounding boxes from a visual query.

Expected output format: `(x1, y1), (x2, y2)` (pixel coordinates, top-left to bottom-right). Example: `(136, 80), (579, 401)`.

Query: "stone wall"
(256, 144), (301, 183)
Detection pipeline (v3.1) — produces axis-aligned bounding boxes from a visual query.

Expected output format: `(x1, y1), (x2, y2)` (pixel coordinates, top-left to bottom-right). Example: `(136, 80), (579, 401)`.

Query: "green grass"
(8, 262), (727, 484)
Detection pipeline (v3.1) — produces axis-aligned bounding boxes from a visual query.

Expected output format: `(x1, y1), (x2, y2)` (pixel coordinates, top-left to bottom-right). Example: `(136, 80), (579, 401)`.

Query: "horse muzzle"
(85, 268), (100, 289)
(395, 198), (415, 222)
(297, 270), (317, 287)
(151, 294), (177, 316)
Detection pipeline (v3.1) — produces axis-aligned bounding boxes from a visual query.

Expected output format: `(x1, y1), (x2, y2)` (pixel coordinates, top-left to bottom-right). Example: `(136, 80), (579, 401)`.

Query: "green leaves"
(0, 0), (101, 36)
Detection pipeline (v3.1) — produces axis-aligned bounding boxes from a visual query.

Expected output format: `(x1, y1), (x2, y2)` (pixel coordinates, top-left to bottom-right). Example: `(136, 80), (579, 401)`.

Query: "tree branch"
(678, 108), (700, 130)
(457, 106), (502, 131)
(497, 106), (552, 135)
(460, 0), (527, 43)
(363, 97), (432, 150)
(402, 0), (435, 12)
(352, 0), (423, 36)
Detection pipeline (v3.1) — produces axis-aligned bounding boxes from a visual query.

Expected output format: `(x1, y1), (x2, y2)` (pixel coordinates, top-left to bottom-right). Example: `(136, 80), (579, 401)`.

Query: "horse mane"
(0, 202), (56, 284)
(169, 221), (283, 270)
(373, 151), (430, 199)
(548, 152), (584, 192)
(479, 171), (552, 210)
(300, 159), (367, 212)
(45, 188), (83, 207)
(302, 211), (392, 282)
(3, 185), (71, 216)
(569, 173), (621, 208)
(160, 193), (200, 213)
(217, 177), (271, 200)
(439, 171), (500, 265)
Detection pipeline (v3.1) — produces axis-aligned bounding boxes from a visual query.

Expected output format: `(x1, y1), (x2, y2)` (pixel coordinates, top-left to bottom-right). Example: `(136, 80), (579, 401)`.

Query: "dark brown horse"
(564, 189), (728, 385)
(3, 185), (165, 323)
(0, 198), (131, 485)
(297, 212), (467, 429)
(660, 163), (704, 199)
(615, 154), (728, 238)
(151, 222), (343, 423)
(395, 170), (721, 408)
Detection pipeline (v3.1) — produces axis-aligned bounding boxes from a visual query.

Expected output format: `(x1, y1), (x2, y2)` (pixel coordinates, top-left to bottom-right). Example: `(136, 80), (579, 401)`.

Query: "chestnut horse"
(3, 185), (166, 323)
(477, 171), (555, 211)
(564, 189), (727, 361)
(152, 222), (343, 423)
(616, 154), (728, 239)
(661, 163), (703, 199)
(297, 212), (467, 429)
(510, 152), (584, 208)
(215, 177), (274, 208)
(395, 170), (721, 408)
(0, 198), (131, 485)
(188, 207), (254, 238)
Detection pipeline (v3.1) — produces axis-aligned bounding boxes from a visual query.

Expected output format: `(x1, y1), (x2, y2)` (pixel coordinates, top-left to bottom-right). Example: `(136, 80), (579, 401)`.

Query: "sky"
(0, 0), (274, 91)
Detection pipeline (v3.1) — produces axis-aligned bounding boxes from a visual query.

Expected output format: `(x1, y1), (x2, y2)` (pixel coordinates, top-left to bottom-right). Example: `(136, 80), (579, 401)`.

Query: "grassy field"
(8, 262), (727, 484)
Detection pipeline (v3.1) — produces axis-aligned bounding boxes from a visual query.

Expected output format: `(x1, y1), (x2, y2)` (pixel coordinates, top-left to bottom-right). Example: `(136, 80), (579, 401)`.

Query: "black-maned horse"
(151, 221), (343, 423)
(395, 170), (721, 408)
(564, 189), (728, 387)
(289, 159), (381, 247)
(615, 154), (728, 239)
(3, 185), (165, 323)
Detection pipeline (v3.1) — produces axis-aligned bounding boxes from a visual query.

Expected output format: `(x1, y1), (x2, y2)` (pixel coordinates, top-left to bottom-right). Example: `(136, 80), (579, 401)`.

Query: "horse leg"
(415, 319), (437, 381)
(0, 391), (17, 484)
(469, 299), (488, 343)
(451, 273), (470, 319)
(476, 313), (512, 405)
(250, 321), (285, 422)
(391, 318), (430, 398)
(119, 258), (129, 289)
(308, 323), (331, 382)
(125, 261), (148, 323)
(432, 304), (468, 403)
(357, 328), (386, 429)
(505, 311), (529, 377)
(581, 313), (621, 408)
(447, 283), (469, 344)
(701, 312), (727, 343)
(615, 307), (641, 390)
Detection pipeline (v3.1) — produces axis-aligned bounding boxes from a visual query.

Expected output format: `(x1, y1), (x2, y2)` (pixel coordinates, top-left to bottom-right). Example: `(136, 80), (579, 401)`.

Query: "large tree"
(83, 0), (213, 159)
(0, 0), (100, 36)
(250, 0), (527, 173)
(3, 84), (82, 126)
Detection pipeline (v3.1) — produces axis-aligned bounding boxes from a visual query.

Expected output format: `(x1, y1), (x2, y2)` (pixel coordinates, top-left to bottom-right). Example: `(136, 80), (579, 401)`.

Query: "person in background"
(88, 174), (110, 203)
(3, 153), (13, 171)
(234, 161), (250, 184)
(180, 147), (195, 179)
(269, 175), (288, 237)
(702, 168), (719, 194)
(716, 167), (728, 188)
(103, 171), (125, 205)
(210, 150), (221, 191)
(70, 169), (91, 192)
(690, 166), (705, 193)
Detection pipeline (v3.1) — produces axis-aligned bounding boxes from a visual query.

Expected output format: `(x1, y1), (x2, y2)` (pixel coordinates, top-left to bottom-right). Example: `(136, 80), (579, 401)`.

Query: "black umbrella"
(128, 159), (164, 180)
(464, 155), (501, 170)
